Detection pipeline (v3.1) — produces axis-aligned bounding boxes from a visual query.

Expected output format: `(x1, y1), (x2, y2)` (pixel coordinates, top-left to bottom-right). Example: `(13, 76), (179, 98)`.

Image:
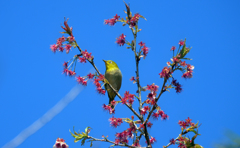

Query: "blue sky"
(0, 0), (240, 148)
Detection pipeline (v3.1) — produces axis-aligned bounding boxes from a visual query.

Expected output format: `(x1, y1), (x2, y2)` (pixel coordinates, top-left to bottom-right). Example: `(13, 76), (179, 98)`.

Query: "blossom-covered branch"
(163, 117), (203, 148)
(51, 2), (201, 148)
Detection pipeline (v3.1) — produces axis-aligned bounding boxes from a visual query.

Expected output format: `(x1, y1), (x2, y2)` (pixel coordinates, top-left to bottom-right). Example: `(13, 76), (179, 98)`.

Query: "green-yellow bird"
(103, 60), (122, 108)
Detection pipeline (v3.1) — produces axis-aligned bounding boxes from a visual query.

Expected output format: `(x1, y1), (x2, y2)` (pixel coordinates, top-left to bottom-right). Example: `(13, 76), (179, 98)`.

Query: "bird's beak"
(103, 60), (106, 63)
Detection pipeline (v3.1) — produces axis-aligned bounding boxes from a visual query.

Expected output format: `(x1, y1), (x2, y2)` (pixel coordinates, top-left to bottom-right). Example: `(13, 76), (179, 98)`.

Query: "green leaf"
(70, 42), (77, 48)
(118, 18), (125, 23)
(104, 136), (108, 140)
(178, 39), (191, 59)
(135, 25), (138, 32)
(140, 15), (147, 21)
(188, 129), (198, 135)
(124, 1), (131, 19)
(69, 129), (80, 138)
(74, 137), (83, 143)
(179, 46), (192, 59)
(70, 131), (79, 138)
(85, 127), (89, 133)
(81, 137), (87, 146)
(90, 141), (93, 147)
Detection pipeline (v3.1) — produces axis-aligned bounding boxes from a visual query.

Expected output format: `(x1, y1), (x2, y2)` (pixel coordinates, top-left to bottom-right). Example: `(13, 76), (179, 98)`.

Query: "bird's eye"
(109, 61), (112, 64)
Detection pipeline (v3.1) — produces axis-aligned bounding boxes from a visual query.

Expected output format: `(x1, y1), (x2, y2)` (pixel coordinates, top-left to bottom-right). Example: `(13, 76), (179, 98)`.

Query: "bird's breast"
(105, 69), (122, 91)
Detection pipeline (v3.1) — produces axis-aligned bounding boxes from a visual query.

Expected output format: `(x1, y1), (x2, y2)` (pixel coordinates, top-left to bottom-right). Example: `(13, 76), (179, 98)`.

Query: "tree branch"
(75, 41), (142, 119)
(144, 78), (167, 124)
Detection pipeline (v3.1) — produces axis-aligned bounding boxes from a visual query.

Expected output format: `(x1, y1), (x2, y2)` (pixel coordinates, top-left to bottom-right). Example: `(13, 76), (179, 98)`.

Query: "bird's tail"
(109, 99), (114, 109)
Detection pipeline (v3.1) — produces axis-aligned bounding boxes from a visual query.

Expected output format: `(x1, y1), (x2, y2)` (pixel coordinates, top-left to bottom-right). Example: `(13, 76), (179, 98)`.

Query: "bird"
(103, 60), (122, 108)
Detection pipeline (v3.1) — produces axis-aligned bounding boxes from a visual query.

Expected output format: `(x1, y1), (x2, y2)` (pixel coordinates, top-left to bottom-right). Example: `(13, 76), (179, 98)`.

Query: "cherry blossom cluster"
(139, 41), (149, 59)
(111, 116), (156, 146)
(145, 98), (156, 106)
(132, 139), (141, 147)
(104, 8), (150, 60)
(129, 76), (138, 84)
(139, 121), (153, 129)
(140, 106), (150, 115)
(182, 64), (194, 79)
(147, 84), (158, 102)
(171, 58), (194, 79)
(177, 137), (187, 148)
(159, 66), (172, 79)
(179, 40), (185, 46)
(171, 46), (176, 51)
(50, 19), (75, 54)
(146, 83), (158, 93)
(165, 118), (201, 148)
(53, 138), (69, 148)
(75, 73), (94, 86)
(79, 49), (94, 63)
(104, 8), (144, 28)
(152, 109), (169, 120)
(121, 91), (135, 105)
(62, 61), (76, 76)
(116, 36), (150, 59)
(171, 78), (182, 93)
(103, 104), (115, 114)
(104, 14), (120, 26)
(116, 34), (126, 46)
(127, 13), (141, 28)
(140, 83), (159, 107)
(149, 137), (157, 144)
(178, 117), (194, 129)
(146, 122), (153, 128)
(168, 40), (194, 79)
(50, 36), (73, 53)
(109, 116), (123, 128)
(169, 136), (194, 148)
(115, 125), (136, 145)
(93, 74), (106, 95)
(169, 138), (176, 145)
(159, 40), (194, 95)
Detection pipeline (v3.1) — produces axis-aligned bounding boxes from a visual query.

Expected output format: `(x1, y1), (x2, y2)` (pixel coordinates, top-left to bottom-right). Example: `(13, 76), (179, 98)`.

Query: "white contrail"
(2, 85), (83, 148)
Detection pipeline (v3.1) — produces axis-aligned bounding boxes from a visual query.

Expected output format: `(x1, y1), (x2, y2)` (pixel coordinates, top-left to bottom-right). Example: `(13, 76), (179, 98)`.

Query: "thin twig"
(163, 135), (180, 148)
(131, 28), (151, 147)
(133, 33), (142, 111)
(89, 136), (147, 148)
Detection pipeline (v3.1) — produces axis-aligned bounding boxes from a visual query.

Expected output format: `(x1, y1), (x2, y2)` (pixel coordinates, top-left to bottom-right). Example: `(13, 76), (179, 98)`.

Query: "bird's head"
(103, 60), (119, 70)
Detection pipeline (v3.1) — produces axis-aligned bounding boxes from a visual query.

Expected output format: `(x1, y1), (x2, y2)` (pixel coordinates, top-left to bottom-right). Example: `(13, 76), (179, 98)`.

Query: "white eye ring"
(109, 61), (112, 64)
